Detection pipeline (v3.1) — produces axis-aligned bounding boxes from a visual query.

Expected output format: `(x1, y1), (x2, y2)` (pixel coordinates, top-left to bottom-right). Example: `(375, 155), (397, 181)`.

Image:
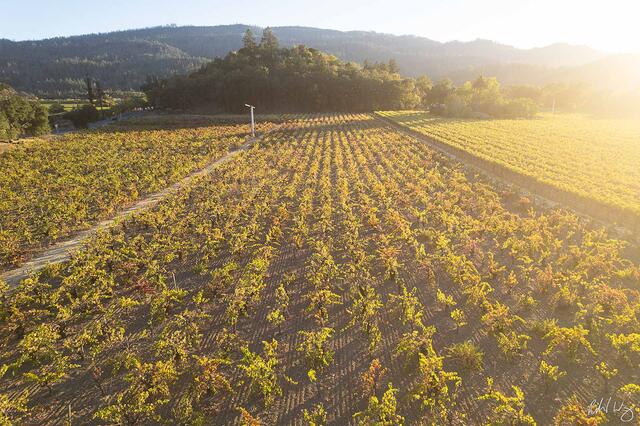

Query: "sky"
(3, 0), (640, 53)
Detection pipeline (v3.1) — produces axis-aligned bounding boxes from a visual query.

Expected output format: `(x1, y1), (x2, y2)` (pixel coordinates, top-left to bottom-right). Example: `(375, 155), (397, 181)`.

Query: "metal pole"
(245, 104), (255, 138)
(250, 106), (255, 137)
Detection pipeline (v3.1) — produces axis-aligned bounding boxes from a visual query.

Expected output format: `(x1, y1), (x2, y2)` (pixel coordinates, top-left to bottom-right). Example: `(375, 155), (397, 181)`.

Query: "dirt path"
(1, 136), (259, 288)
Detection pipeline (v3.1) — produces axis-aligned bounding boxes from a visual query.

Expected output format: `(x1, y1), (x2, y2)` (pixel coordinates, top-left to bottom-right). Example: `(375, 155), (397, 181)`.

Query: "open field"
(0, 117), (275, 269)
(41, 100), (111, 112)
(378, 111), (640, 230)
(1, 114), (638, 425)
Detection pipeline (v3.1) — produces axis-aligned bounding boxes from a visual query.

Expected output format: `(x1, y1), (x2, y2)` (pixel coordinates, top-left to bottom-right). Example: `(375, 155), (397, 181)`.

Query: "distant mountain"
(550, 54), (640, 91)
(446, 53), (640, 91)
(0, 24), (616, 97)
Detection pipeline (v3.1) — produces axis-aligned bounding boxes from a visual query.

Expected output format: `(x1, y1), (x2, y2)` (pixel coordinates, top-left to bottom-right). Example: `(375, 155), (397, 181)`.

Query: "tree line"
(142, 29), (421, 113)
(0, 36), (206, 98)
(142, 30), (550, 118)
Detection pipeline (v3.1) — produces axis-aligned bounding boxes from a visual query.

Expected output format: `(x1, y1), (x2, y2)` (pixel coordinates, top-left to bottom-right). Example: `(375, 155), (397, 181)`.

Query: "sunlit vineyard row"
(0, 121), (273, 268)
(378, 111), (640, 227)
(1, 114), (639, 425)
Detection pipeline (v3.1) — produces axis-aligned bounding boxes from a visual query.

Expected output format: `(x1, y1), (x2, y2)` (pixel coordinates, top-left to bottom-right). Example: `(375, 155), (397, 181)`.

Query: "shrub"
(478, 378), (536, 425)
(48, 102), (66, 114)
(354, 383), (404, 425)
(64, 105), (100, 129)
(446, 341), (484, 372)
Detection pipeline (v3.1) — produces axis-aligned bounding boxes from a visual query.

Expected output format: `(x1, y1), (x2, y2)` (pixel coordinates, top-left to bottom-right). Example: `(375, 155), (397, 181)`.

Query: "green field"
(41, 99), (112, 113)
(378, 111), (640, 224)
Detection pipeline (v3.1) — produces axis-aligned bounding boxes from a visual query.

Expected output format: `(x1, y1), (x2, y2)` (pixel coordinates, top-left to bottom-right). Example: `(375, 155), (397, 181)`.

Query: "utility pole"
(245, 104), (255, 137)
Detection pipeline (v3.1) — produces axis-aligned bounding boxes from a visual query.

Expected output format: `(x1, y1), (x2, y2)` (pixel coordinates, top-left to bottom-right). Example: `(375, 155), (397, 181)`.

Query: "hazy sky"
(3, 0), (639, 53)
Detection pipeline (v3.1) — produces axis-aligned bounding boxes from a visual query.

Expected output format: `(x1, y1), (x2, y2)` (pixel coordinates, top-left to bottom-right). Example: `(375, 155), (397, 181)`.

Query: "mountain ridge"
(1, 24), (635, 97)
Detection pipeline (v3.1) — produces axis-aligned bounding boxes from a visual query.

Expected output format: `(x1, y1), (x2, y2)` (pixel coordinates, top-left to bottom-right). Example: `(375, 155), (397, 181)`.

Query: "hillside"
(447, 53), (640, 90)
(0, 24), (611, 97)
(142, 31), (423, 113)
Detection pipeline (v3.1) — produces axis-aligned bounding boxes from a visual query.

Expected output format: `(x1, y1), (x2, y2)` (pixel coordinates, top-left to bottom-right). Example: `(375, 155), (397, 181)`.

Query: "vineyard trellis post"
(245, 104), (256, 137)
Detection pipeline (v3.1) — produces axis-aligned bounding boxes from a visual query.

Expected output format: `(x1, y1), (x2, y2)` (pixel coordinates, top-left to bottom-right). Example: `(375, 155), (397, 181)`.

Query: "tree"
(26, 103), (50, 135)
(64, 105), (100, 129)
(428, 78), (455, 105)
(85, 75), (95, 105)
(388, 59), (400, 74)
(0, 111), (10, 140)
(260, 27), (279, 51)
(426, 75), (539, 118)
(242, 29), (258, 51)
(0, 87), (50, 140)
(48, 102), (66, 114)
(143, 37), (424, 113)
(472, 75), (490, 90)
(415, 75), (433, 107)
(95, 80), (105, 114)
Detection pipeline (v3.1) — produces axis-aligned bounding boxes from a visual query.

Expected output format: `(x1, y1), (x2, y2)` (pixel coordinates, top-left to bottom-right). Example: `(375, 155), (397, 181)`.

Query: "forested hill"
(142, 29), (424, 113)
(0, 24), (611, 97)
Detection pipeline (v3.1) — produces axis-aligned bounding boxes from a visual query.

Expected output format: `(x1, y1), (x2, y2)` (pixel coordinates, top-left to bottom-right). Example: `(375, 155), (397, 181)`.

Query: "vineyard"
(1, 114), (639, 425)
(0, 118), (274, 269)
(378, 111), (640, 230)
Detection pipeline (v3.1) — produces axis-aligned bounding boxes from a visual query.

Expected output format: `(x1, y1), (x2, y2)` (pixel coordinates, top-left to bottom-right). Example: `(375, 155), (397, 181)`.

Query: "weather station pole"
(245, 104), (255, 137)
